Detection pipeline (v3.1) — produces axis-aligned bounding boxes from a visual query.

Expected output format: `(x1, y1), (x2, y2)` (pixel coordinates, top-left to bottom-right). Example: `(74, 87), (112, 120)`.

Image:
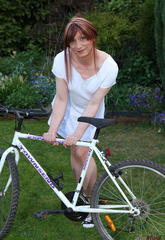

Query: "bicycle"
(0, 105), (165, 240)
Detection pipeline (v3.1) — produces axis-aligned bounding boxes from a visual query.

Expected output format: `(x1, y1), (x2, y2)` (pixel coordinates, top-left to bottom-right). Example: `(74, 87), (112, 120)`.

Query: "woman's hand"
(64, 135), (79, 147)
(43, 132), (59, 146)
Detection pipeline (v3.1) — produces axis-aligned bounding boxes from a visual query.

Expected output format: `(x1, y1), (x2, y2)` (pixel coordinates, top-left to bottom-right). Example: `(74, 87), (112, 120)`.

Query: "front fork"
(0, 147), (19, 194)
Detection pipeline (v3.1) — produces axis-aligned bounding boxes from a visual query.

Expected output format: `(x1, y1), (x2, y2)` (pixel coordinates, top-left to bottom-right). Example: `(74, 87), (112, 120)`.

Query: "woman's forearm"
(74, 87), (110, 138)
(49, 97), (67, 133)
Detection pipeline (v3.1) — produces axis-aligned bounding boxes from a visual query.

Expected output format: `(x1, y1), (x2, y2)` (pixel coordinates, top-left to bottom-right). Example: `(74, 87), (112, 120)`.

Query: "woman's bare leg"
(70, 145), (97, 199)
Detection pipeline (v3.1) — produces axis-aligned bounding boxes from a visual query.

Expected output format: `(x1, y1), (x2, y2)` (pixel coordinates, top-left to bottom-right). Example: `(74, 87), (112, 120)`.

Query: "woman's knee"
(71, 146), (89, 162)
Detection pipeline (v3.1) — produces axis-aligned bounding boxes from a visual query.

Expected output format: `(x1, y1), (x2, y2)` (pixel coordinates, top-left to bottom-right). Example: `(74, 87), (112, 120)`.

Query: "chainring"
(61, 191), (88, 222)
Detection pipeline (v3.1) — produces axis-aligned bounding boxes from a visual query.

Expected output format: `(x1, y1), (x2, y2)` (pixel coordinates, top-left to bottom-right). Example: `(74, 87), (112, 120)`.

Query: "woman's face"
(69, 31), (94, 58)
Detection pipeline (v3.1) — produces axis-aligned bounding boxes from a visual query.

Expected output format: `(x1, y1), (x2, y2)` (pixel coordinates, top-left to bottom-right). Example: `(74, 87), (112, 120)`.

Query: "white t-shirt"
(48, 50), (118, 141)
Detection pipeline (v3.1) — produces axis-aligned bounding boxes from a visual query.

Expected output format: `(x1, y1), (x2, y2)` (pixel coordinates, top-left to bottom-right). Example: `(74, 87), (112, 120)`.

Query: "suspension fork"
(0, 147), (20, 194)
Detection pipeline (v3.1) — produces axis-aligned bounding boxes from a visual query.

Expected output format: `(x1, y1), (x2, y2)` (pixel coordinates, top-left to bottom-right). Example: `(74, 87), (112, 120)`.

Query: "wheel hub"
(132, 199), (150, 219)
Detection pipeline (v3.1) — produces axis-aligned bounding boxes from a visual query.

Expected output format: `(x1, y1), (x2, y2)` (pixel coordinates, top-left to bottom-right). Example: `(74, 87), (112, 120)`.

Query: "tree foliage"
(136, 0), (156, 60)
(97, 0), (145, 22)
(155, 0), (165, 93)
(85, 11), (137, 62)
(0, 0), (95, 56)
(0, 0), (51, 55)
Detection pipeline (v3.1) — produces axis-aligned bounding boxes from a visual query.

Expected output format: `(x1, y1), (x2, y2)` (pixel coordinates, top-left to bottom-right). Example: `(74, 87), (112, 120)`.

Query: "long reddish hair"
(64, 16), (98, 82)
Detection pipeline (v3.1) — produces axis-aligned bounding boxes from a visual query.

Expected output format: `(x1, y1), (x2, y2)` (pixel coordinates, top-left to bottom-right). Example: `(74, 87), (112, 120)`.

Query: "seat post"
(93, 128), (100, 139)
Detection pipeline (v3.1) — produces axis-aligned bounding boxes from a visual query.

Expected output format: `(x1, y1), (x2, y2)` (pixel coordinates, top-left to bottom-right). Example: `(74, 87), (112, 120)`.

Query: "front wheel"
(0, 149), (19, 239)
(91, 159), (165, 240)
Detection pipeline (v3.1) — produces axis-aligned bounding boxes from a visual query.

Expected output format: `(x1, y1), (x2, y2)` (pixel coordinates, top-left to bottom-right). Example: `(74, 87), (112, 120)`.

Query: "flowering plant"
(29, 70), (56, 106)
(151, 112), (165, 133)
(128, 86), (164, 113)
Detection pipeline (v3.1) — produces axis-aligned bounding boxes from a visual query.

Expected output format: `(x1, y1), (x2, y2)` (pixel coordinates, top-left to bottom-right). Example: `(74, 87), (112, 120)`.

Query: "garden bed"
(105, 110), (150, 122)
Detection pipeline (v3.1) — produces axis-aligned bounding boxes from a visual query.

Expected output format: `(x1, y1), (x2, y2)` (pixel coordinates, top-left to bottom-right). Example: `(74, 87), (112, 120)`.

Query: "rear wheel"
(0, 149), (19, 239)
(91, 159), (165, 240)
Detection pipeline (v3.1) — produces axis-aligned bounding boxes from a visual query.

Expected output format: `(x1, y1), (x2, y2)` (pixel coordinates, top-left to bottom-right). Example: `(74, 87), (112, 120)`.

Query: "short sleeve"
(100, 56), (118, 89)
(52, 51), (66, 80)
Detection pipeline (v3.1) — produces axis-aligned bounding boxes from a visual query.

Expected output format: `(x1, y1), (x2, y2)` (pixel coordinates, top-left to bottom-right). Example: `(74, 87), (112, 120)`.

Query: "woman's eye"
(80, 36), (86, 41)
(70, 39), (75, 44)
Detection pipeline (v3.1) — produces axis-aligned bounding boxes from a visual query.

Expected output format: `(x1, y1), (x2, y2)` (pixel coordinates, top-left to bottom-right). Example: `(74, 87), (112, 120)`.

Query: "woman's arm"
(43, 77), (68, 144)
(64, 87), (111, 145)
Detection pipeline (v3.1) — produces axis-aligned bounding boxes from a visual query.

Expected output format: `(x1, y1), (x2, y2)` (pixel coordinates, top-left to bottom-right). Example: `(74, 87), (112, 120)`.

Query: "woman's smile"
(70, 31), (93, 58)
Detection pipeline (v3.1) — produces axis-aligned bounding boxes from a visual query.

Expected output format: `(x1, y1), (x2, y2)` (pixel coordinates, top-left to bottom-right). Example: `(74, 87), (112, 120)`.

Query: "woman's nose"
(75, 40), (81, 48)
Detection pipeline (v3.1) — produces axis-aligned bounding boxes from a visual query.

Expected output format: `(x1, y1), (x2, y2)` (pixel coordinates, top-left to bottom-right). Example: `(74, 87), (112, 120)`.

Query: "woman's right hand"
(43, 132), (59, 146)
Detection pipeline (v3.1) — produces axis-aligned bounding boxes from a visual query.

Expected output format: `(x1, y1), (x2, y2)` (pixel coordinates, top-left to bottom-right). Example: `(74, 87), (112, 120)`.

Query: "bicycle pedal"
(34, 209), (69, 220)
(34, 210), (49, 220)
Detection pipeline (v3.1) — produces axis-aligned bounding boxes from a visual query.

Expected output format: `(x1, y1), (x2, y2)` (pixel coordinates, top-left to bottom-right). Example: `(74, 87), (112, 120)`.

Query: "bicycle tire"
(91, 158), (165, 240)
(0, 149), (19, 239)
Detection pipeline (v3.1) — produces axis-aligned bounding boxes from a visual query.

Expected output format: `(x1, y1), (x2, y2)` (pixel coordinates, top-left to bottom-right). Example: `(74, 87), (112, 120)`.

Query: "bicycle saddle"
(78, 117), (116, 129)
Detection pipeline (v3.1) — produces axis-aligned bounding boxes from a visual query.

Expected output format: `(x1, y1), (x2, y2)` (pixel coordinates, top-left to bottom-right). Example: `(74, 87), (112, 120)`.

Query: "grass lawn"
(0, 118), (165, 240)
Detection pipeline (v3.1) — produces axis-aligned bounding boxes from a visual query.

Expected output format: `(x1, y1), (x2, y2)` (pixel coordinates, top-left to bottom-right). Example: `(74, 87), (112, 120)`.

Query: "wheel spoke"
(91, 159), (165, 240)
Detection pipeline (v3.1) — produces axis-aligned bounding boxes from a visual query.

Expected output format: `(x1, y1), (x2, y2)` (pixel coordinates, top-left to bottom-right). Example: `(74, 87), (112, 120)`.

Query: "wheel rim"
(0, 155), (19, 238)
(92, 163), (165, 240)
(0, 159), (13, 234)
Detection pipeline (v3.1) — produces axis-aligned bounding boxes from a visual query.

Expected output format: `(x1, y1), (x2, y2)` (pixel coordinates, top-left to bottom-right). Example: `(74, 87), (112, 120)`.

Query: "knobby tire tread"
(0, 149), (19, 239)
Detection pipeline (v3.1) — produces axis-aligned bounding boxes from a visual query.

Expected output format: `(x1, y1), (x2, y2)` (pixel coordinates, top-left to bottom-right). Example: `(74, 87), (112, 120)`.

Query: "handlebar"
(0, 103), (51, 131)
(0, 103), (51, 119)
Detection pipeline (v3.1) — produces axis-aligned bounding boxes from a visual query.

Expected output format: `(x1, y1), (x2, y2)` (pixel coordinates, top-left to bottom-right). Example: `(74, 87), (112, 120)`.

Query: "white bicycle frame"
(0, 130), (139, 215)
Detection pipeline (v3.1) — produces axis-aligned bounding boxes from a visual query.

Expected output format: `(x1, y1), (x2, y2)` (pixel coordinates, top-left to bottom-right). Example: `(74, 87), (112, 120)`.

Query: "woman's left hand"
(64, 135), (79, 147)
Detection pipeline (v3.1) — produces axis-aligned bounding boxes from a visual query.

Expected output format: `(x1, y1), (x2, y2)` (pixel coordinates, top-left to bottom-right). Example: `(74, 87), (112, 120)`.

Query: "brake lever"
(36, 100), (50, 115)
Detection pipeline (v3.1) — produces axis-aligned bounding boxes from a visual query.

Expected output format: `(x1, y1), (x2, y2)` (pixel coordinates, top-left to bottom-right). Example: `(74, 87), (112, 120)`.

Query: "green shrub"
(105, 84), (132, 111)
(0, 74), (25, 103)
(0, 0), (51, 55)
(106, 84), (164, 113)
(97, 0), (144, 22)
(0, 73), (38, 108)
(155, 0), (165, 95)
(117, 52), (160, 87)
(0, 69), (55, 108)
(28, 71), (56, 106)
(84, 11), (137, 57)
(136, 0), (156, 60)
(0, 46), (48, 77)
(0, 0), (96, 56)
(5, 83), (38, 108)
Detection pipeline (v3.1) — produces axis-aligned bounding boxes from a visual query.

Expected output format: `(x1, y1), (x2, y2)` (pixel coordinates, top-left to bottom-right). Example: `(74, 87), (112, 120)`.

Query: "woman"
(43, 16), (118, 228)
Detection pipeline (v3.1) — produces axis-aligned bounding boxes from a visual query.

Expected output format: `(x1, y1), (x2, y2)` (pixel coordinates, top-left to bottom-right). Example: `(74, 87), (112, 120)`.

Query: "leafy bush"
(105, 84), (132, 111)
(155, 0), (165, 96)
(91, 0), (159, 88)
(0, 73), (25, 103)
(0, 0), (96, 56)
(136, 0), (156, 60)
(5, 83), (38, 108)
(0, 70), (56, 108)
(0, 0), (51, 55)
(0, 46), (48, 77)
(0, 72), (37, 108)
(106, 84), (164, 113)
(97, 0), (144, 22)
(85, 11), (137, 58)
(117, 52), (161, 87)
(28, 71), (56, 106)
